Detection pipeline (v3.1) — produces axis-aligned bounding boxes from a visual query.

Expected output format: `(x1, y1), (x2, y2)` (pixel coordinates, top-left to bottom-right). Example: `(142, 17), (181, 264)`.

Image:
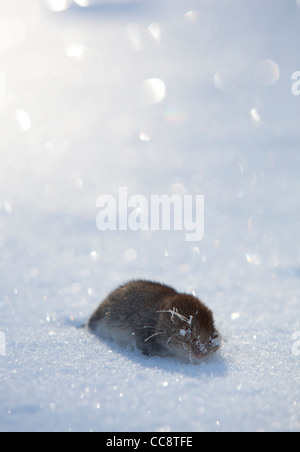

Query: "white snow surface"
(0, 0), (300, 432)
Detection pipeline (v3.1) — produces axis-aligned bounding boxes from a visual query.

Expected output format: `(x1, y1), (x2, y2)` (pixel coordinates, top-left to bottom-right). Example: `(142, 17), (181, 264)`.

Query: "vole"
(87, 280), (221, 363)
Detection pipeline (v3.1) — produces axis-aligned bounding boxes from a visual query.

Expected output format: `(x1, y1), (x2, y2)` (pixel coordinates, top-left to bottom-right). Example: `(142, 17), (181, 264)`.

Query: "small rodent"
(87, 280), (221, 363)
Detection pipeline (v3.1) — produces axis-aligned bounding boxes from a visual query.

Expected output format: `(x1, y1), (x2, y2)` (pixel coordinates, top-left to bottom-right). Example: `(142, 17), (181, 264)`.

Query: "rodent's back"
(88, 280), (177, 334)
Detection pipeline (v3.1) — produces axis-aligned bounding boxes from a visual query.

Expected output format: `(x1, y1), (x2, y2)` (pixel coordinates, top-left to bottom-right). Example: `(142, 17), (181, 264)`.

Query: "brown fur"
(88, 280), (220, 362)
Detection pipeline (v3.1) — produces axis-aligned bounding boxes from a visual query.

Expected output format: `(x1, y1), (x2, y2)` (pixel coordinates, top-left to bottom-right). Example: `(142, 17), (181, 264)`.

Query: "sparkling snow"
(0, 0), (300, 432)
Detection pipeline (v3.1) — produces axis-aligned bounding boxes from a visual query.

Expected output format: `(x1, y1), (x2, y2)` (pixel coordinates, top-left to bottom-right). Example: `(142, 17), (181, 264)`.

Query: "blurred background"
(0, 0), (300, 311)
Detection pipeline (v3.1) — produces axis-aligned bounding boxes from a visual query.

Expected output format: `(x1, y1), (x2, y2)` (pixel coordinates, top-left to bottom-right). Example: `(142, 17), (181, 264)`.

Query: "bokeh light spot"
(250, 107), (261, 126)
(254, 59), (280, 86)
(140, 78), (166, 104)
(184, 11), (198, 21)
(126, 23), (144, 52)
(139, 132), (151, 142)
(246, 253), (262, 266)
(148, 23), (161, 42)
(74, 0), (90, 6)
(16, 109), (31, 132)
(123, 248), (138, 263)
(44, 0), (72, 12)
(164, 106), (187, 124)
(65, 43), (85, 59)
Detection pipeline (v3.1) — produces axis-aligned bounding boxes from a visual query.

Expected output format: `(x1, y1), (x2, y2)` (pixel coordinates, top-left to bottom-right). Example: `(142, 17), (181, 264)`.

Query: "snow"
(0, 0), (300, 432)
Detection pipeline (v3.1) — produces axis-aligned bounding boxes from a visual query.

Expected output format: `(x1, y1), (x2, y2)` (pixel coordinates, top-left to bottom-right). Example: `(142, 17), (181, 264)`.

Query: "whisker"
(144, 331), (165, 342)
(166, 332), (181, 344)
(166, 335), (172, 344)
(136, 325), (158, 331)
